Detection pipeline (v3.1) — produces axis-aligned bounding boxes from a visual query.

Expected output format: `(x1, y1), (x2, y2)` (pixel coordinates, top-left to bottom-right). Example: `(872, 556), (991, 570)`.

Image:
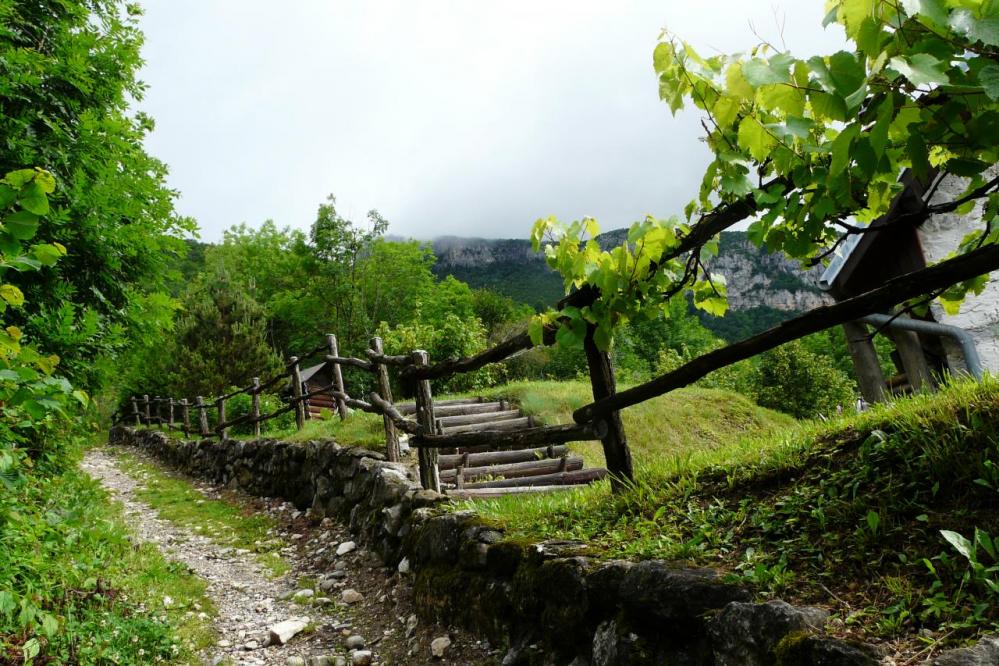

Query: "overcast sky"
(137, 2), (847, 242)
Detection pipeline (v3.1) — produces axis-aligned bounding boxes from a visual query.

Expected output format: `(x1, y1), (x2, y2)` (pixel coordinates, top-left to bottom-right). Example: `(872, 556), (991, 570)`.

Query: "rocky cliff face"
(430, 231), (830, 314)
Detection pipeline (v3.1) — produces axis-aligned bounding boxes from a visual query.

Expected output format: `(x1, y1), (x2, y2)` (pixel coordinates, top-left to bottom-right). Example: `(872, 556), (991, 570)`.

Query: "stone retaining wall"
(108, 427), (982, 665)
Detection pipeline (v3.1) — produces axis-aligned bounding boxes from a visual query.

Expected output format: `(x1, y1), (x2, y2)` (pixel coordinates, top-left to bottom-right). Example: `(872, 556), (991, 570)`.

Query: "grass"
(112, 450), (290, 577)
(466, 378), (999, 647)
(0, 440), (216, 665)
(476, 380), (795, 468)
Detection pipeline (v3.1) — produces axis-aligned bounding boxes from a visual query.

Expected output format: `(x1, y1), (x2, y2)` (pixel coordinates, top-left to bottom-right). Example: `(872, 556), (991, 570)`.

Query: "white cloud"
(137, 1), (846, 241)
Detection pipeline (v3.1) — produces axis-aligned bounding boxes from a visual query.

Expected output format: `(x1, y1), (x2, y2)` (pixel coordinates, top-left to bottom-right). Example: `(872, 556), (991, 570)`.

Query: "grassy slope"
(471, 379), (999, 646)
(478, 380), (795, 469)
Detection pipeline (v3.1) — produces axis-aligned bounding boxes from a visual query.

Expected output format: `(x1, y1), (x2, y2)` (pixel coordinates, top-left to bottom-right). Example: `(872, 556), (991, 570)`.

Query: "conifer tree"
(167, 269), (283, 397)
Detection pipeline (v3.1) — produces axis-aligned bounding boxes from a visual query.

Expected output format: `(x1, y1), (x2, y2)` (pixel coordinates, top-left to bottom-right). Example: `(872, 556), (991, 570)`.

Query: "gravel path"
(82, 447), (496, 666)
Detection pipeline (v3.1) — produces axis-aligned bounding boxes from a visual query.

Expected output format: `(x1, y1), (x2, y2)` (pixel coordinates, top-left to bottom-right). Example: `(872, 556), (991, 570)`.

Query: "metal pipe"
(860, 313), (983, 380)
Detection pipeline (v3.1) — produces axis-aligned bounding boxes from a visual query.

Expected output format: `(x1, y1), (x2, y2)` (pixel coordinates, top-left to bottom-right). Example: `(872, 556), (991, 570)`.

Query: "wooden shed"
(820, 170), (996, 402)
(299, 362), (337, 419)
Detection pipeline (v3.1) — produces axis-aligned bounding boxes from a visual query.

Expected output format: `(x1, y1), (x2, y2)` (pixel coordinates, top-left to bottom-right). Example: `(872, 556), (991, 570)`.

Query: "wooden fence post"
(131, 397), (141, 426)
(181, 398), (190, 438)
(216, 397), (227, 440)
(370, 336), (401, 462)
(168, 398), (175, 430)
(196, 396), (209, 437)
(326, 334), (349, 420)
(143, 395), (151, 425)
(583, 325), (633, 493)
(289, 356), (305, 431)
(251, 377), (261, 437)
(412, 350), (440, 492)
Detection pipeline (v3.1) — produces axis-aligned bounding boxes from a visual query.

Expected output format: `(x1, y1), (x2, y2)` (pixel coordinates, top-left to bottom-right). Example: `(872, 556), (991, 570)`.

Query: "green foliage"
(0, 169), (85, 492)
(377, 311), (498, 393)
(472, 288), (533, 339)
(0, 0), (193, 392)
(224, 390), (296, 436)
(752, 340), (857, 418)
(164, 269), (283, 398)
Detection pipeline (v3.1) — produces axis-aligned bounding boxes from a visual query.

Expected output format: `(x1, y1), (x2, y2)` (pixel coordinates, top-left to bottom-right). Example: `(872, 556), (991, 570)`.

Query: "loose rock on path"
(82, 447), (495, 665)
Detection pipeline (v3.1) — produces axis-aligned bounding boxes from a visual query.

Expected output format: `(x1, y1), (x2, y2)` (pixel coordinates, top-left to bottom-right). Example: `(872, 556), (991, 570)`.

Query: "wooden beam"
(436, 410), (521, 427)
(371, 336), (401, 462)
(411, 421), (606, 449)
(326, 334), (349, 420)
(440, 455), (584, 482)
(460, 467), (606, 489)
(439, 416), (532, 435)
(583, 325), (634, 492)
(438, 445), (569, 469)
(842, 321), (888, 404)
(412, 350), (441, 492)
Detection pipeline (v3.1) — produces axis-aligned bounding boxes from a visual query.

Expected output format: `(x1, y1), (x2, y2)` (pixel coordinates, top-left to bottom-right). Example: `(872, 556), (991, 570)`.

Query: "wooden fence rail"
(112, 326), (620, 494)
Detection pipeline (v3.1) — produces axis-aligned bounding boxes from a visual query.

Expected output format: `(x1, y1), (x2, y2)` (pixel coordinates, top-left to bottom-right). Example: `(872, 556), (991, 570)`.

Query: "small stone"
(286, 658), (306, 666)
(268, 618), (310, 645)
(292, 589), (315, 603)
(345, 634), (366, 649)
(341, 589), (363, 604)
(243, 640), (259, 651)
(351, 650), (373, 666)
(307, 658), (336, 666)
(334, 561), (348, 571)
(397, 558), (410, 575)
(336, 541), (357, 556)
(218, 639), (231, 648)
(431, 636), (452, 659)
(405, 614), (418, 637)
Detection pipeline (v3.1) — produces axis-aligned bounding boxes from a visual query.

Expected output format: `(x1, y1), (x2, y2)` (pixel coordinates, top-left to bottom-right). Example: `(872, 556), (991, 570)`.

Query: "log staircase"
(395, 398), (607, 499)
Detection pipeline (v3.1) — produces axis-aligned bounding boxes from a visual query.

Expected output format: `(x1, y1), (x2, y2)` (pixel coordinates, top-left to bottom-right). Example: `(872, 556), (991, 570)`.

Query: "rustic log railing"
(112, 325), (618, 493)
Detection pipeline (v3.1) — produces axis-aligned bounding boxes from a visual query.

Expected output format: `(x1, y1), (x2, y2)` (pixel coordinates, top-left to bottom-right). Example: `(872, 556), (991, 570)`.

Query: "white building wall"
(919, 171), (999, 375)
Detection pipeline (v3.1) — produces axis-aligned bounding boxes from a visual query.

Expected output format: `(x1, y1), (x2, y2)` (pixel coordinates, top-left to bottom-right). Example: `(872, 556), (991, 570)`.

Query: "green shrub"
(752, 340), (855, 419)
(224, 391), (296, 436)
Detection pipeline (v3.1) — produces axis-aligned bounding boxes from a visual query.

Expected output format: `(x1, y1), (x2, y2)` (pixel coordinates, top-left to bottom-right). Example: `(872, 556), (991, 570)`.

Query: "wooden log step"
(438, 445), (569, 470)
(441, 416), (533, 435)
(430, 402), (507, 417)
(436, 410), (521, 427)
(447, 485), (577, 499)
(396, 397), (484, 415)
(412, 421), (606, 450)
(440, 455), (584, 482)
(461, 467), (606, 489)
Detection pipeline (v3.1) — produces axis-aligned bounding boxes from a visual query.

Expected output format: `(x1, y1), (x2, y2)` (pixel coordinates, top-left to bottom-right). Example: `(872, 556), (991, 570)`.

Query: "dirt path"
(82, 447), (496, 666)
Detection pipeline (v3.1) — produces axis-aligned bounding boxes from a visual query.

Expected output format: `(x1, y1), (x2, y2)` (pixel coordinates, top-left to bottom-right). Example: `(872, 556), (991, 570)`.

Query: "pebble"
(345, 634), (366, 649)
(292, 588), (315, 603)
(341, 589), (364, 604)
(431, 635), (452, 658)
(397, 558), (410, 574)
(336, 541), (357, 556)
(243, 639), (260, 650)
(286, 658), (306, 666)
(351, 650), (373, 666)
(268, 617), (310, 645)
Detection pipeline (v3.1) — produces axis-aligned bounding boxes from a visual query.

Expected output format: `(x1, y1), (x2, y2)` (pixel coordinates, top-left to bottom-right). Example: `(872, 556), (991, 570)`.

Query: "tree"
(0, 0), (194, 392)
(752, 340), (855, 419)
(528, 1), (999, 425)
(165, 270), (283, 398)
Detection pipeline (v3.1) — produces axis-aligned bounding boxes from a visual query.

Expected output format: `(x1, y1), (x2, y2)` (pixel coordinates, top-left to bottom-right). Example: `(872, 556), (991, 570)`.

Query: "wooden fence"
(112, 329), (624, 494)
